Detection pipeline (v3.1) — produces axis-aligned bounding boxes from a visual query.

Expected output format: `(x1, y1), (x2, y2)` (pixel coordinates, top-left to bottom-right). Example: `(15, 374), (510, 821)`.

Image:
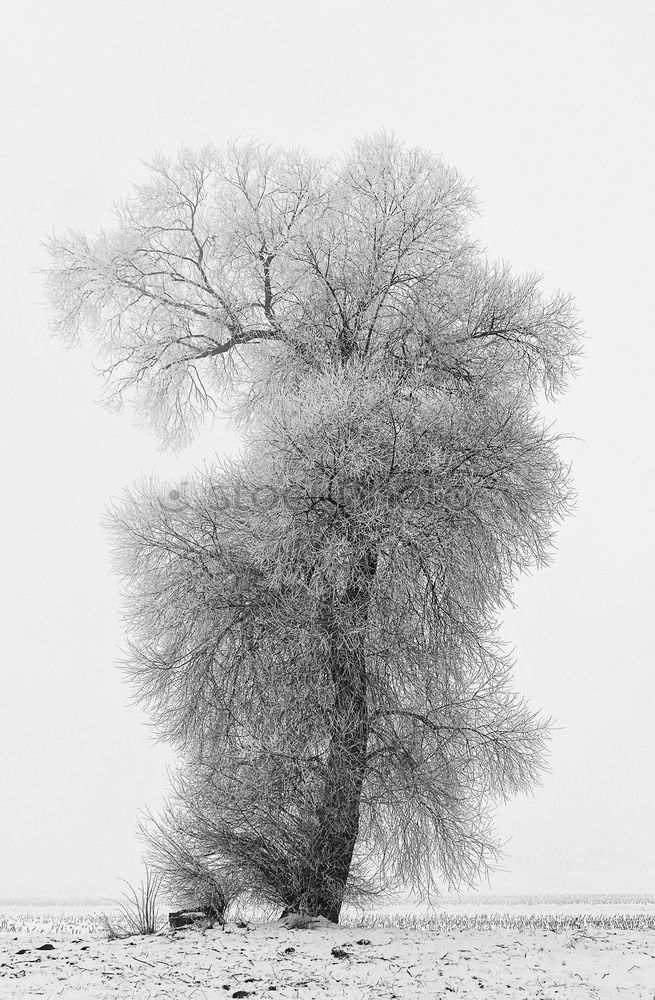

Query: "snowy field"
(1, 896), (655, 998)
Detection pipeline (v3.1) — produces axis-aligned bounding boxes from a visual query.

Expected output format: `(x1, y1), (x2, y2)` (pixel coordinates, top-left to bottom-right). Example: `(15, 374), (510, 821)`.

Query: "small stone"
(283, 946), (295, 954)
(356, 938), (372, 945)
(36, 944), (55, 951)
(331, 946), (350, 959)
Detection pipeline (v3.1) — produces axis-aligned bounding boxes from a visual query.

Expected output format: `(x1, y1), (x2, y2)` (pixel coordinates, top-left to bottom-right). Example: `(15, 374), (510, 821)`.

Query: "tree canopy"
(45, 134), (581, 920)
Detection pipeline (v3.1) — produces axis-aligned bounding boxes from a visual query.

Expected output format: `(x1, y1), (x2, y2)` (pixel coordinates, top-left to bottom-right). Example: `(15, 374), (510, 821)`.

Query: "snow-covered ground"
(1, 898), (654, 998)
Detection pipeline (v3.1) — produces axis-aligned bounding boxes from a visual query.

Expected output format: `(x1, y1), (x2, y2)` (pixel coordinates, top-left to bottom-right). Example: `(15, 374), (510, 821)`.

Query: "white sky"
(1, 0), (653, 901)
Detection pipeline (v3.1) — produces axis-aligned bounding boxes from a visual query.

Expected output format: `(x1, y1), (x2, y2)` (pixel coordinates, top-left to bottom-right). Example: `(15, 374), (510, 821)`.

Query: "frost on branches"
(45, 134), (581, 923)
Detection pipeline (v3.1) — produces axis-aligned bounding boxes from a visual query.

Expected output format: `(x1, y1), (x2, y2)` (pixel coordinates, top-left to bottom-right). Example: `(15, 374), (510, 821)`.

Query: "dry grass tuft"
(101, 865), (165, 939)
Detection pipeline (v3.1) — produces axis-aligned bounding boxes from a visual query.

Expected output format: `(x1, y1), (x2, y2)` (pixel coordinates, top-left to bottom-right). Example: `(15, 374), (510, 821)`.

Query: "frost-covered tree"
(45, 135), (580, 922)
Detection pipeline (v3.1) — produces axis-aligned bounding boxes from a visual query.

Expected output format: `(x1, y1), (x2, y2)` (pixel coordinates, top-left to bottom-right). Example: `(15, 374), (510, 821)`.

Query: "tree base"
(279, 904), (339, 924)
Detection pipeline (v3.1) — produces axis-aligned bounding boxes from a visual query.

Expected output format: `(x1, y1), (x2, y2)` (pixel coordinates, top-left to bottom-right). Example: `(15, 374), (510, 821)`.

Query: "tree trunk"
(281, 547), (377, 923)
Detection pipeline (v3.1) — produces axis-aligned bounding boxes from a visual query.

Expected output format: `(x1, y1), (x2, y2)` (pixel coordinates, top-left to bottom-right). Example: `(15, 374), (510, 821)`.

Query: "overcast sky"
(1, 0), (653, 901)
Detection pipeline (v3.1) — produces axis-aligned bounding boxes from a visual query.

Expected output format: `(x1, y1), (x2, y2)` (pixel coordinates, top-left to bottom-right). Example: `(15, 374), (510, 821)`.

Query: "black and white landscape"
(1, 1), (653, 996)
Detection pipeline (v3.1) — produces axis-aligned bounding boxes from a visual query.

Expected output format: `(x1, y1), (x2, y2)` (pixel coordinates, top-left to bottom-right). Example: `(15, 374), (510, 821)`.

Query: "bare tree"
(45, 134), (581, 922)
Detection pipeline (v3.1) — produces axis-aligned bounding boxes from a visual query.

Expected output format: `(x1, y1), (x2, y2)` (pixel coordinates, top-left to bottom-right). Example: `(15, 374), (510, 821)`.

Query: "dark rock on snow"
(169, 906), (224, 929)
(331, 946), (350, 959)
